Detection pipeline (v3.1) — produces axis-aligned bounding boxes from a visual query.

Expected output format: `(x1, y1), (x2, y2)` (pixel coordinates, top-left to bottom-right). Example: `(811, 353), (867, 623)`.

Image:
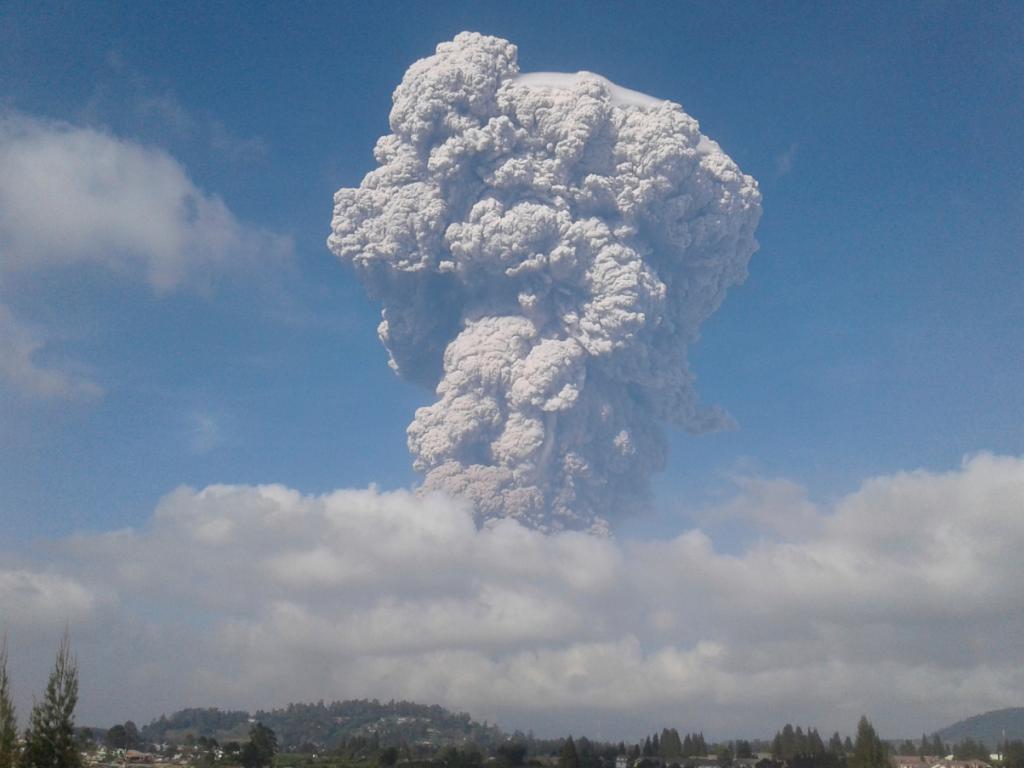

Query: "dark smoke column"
(329, 33), (761, 534)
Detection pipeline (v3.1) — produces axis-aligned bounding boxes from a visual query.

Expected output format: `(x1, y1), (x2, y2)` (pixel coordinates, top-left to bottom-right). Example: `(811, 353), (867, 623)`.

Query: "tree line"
(140, 700), (503, 753)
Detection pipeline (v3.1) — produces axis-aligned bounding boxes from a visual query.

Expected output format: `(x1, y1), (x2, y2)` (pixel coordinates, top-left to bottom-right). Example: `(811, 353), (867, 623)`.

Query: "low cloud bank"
(3, 454), (1023, 738)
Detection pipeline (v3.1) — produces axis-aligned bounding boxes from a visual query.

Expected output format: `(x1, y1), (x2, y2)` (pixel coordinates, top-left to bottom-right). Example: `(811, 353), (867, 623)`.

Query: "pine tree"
(769, 734), (779, 760)
(809, 729), (826, 756)
(577, 737), (594, 768)
(848, 717), (886, 768)
(828, 733), (844, 756)
(20, 633), (80, 768)
(560, 738), (579, 768)
(240, 724), (277, 768)
(0, 637), (17, 768)
(786, 726), (798, 760)
(660, 730), (682, 759)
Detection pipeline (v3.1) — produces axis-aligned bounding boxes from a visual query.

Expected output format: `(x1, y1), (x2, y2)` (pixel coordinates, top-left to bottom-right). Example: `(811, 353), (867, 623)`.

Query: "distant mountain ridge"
(937, 708), (1024, 748)
(139, 699), (505, 750)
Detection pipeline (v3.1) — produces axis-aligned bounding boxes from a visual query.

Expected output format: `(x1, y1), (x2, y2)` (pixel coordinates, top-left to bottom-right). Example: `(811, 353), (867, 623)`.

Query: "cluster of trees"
(894, 734), (948, 758)
(564, 737), (618, 768)
(896, 732), (1021, 762)
(142, 709), (252, 745)
(168, 725), (276, 768)
(522, 720), (876, 768)
(550, 720), (887, 768)
(105, 720), (142, 750)
(141, 700), (504, 754)
(764, 717), (887, 768)
(950, 739), (990, 761)
(187, 736), (241, 765)
(636, 730), (710, 759)
(770, 724), (846, 761)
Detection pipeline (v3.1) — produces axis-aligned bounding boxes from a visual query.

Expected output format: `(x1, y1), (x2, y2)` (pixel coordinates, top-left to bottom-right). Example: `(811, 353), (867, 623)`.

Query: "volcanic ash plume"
(328, 32), (762, 534)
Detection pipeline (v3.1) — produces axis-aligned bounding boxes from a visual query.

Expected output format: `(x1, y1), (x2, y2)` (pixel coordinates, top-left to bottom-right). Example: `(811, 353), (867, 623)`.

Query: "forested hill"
(937, 708), (1024, 747)
(140, 700), (505, 750)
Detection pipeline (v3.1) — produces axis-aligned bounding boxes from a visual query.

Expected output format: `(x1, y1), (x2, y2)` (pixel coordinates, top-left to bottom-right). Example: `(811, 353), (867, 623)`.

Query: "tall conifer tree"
(20, 633), (80, 768)
(559, 738), (579, 768)
(829, 733), (845, 756)
(0, 637), (17, 768)
(848, 717), (886, 768)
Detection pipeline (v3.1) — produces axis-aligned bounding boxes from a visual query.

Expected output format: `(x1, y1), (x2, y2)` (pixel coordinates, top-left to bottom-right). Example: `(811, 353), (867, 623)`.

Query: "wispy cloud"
(186, 412), (225, 455)
(86, 52), (269, 163)
(775, 142), (799, 177)
(0, 302), (102, 400)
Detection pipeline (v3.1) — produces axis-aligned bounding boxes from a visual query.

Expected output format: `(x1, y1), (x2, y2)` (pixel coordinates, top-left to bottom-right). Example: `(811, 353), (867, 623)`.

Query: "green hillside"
(937, 708), (1024, 748)
(139, 700), (504, 751)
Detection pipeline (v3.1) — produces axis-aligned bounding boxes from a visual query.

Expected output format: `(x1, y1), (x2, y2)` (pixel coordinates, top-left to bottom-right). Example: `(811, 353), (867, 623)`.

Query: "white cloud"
(700, 475), (821, 539)
(5, 454), (1024, 738)
(0, 113), (289, 292)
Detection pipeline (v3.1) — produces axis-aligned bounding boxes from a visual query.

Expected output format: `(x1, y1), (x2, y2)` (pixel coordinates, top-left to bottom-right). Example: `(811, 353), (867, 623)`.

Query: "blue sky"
(1, 1), (1023, 737)
(2, 1), (1021, 542)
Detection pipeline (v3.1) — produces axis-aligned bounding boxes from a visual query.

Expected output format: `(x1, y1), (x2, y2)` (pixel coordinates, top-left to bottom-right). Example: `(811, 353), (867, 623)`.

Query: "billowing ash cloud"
(329, 32), (761, 533)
